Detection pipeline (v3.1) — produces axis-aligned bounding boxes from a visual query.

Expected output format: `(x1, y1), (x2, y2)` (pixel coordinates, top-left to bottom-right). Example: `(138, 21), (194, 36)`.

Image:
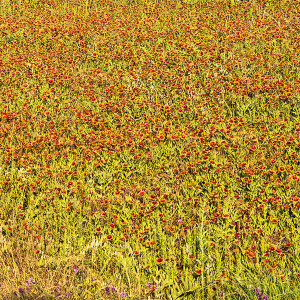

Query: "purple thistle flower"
(105, 284), (118, 294)
(28, 278), (34, 284)
(105, 286), (110, 294)
(13, 292), (17, 297)
(258, 291), (264, 299)
(91, 277), (97, 282)
(73, 264), (79, 274)
(120, 291), (128, 297)
(18, 288), (25, 294)
(146, 281), (158, 290)
(26, 278), (34, 291)
(147, 281), (157, 287)
(256, 288), (260, 295)
(262, 295), (269, 300)
(110, 284), (117, 294)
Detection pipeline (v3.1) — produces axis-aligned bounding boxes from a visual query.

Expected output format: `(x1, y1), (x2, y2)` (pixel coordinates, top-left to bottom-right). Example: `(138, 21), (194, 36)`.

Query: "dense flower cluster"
(0, 0), (299, 298)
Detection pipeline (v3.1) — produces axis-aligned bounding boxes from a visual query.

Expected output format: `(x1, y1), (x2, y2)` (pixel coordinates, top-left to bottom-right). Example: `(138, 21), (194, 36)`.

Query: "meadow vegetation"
(0, 0), (299, 298)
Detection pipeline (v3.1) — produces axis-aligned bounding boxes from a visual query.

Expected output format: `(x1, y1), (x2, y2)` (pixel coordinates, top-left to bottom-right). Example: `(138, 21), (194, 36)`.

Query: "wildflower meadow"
(0, 0), (299, 298)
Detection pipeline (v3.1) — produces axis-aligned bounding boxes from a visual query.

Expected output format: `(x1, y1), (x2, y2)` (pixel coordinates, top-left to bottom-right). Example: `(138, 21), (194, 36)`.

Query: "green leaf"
(176, 289), (197, 299)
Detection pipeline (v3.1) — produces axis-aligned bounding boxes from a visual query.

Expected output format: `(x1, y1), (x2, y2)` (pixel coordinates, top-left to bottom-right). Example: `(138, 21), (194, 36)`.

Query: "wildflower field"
(0, 0), (299, 298)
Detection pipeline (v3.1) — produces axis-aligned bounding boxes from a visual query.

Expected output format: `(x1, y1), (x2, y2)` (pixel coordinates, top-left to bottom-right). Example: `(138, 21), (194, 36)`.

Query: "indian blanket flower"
(195, 269), (202, 275)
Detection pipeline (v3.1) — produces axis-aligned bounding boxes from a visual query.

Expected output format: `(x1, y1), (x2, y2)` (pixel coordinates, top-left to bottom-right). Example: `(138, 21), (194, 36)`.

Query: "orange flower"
(156, 258), (163, 263)
(138, 191), (145, 197)
(106, 235), (113, 240)
(278, 166), (285, 172)
(195, 269), (202, 275)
